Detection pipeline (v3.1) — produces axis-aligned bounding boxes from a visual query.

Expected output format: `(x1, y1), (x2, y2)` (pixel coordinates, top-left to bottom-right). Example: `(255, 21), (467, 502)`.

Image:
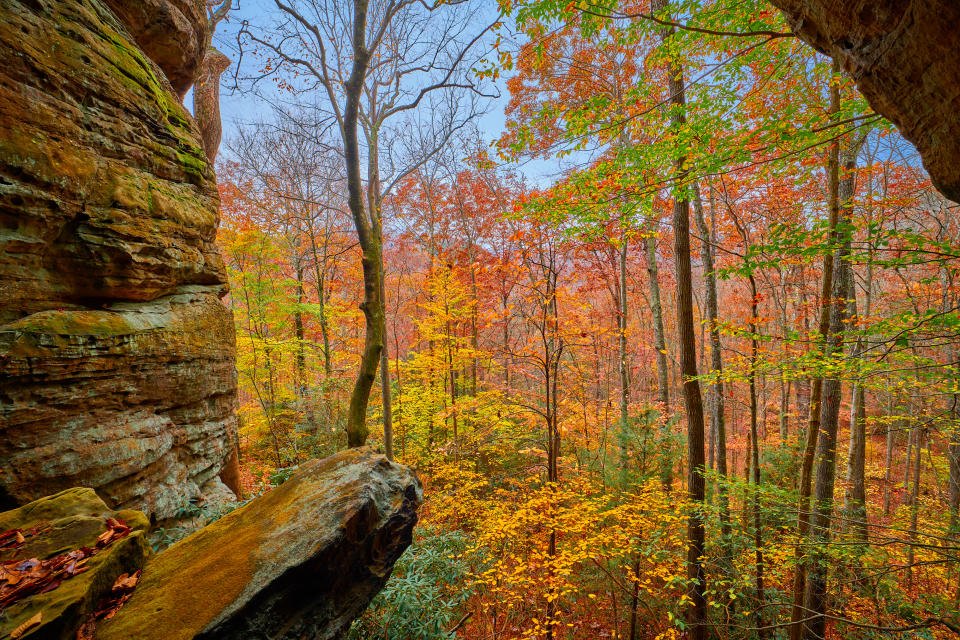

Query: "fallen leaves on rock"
(95, 570), (141, 620)
(75, 570), (142, 639)
(0, 518), (133, 612)
(0, 524), (51, 552)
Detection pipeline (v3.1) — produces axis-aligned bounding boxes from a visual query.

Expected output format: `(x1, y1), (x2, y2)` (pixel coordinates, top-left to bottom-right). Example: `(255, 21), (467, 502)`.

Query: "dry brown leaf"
(11, 611), (42, 638)
(15, 531), (25, 544)
(113, 572), (139, 590)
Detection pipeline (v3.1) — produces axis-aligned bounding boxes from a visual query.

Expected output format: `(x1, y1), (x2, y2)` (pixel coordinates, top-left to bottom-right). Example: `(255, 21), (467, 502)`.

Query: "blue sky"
(190, 0), (568, 186)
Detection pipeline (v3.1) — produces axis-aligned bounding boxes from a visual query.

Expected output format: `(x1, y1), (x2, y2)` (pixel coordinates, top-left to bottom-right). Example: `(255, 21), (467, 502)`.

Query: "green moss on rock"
(0, 489), (151, 640)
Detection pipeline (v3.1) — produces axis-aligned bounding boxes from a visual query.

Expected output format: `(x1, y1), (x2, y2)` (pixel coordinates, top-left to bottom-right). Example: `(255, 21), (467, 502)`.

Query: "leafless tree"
(238, 0), (498, 450)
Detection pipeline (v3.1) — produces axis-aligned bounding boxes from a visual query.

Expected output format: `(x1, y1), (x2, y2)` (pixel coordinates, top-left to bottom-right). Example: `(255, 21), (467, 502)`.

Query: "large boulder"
(768, 0), (960, 202)
(0, 0), (237, 519)
(97, 448), (422, 640)
(0, 488), (151, 640)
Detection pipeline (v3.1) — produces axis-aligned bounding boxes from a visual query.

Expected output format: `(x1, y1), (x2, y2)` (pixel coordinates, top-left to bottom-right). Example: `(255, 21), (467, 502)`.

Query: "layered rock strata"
(0, 0), (237, 519)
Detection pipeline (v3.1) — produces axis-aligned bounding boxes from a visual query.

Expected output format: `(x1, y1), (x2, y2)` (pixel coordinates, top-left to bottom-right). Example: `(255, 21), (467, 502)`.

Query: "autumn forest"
(205, 0), (960, 638)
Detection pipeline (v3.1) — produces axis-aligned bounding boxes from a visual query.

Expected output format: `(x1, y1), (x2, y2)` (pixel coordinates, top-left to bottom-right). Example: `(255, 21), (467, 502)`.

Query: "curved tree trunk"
(343, 0), (379, 448)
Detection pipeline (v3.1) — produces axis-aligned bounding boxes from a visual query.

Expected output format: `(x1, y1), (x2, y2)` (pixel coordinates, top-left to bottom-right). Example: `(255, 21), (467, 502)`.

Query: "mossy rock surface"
(96, 448), (422, 640)
(0, 488), (151, 640)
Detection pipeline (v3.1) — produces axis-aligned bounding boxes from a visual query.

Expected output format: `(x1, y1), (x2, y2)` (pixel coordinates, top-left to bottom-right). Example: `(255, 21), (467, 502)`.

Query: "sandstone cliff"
(0, 0), (238, 519)
(769, 0), (960, 202)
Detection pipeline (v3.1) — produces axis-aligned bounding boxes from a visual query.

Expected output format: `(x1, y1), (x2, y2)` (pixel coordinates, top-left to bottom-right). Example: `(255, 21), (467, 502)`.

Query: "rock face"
(0, 0), (237, 520)
(102, 0), (208, 99)
(0, 488), (151, 640)
(194, 47), (232, 163)
(97, 448), (422, 640)
(769, 0), (960, 202)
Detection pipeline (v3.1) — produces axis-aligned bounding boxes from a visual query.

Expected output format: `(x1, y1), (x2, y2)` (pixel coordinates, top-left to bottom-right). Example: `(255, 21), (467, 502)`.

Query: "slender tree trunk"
(365, 129), (394, 460)
(542, 265), (562, 640)
(906, 427), (924, 589)
(802, 105), (857, 640)
(780, 377), (791, 441)
(446, 302), (459, 459)
(845, 227), (870, 542)
(883, 394), (896, 514)
(845, 364), (868, 539)
(904, 425), (914, 490)
(618, 239), (630, 466)
(468, 242), (480, 395)
(790, 61), (841, 640)
(307, 218), (334, 376)
(628, 559), (640, 640)
(694, 185), (731, 543)
(645, 232), (671, 413)
(645, 231), (672, 491)
(748, 273), (767, 636)
(652, 2), (707, 634)
(949, 351), (960, 534)
(380, 261), (394, 459)
(291, 269), (307, 396)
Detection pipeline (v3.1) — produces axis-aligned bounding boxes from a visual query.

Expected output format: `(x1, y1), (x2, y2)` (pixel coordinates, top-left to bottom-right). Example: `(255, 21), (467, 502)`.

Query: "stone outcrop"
(194, 47), (232, 163)
(0, 449), (422, 640)
(98, 448), (422, 640)
(769, 0), (960, 202)
(102, 0), (208, 99)
(0, 0), (237, 520)
(0, 488), (151, 640)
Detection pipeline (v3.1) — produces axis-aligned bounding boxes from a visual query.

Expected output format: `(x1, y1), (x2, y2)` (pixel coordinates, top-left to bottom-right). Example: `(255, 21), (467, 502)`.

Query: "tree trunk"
(949, 351), (960, 534)
(883, 393), (896, 515)
(644, 231), (672, 491)
(645, 232), (670, 413)
(618, 239), (630, 468)
(693, 184), (731, 544)
(380, 258), (393, 460)
(293, 266), (306, 395)
(652, 2), (707, 634)
(343, 0), (379, 448)
(790, 61), (841, 640)
(844, 221), (870, 542)
(748, 273), (767, 636)
(801, 109), (857, 640)
(307, 218), (334, 376)
(906, 427), (924, 589)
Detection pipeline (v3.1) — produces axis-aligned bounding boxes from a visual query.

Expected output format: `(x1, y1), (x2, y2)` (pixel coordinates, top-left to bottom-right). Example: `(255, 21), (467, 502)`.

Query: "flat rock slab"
(0, 488), (151, 640)
(96, 448), (422, 640)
